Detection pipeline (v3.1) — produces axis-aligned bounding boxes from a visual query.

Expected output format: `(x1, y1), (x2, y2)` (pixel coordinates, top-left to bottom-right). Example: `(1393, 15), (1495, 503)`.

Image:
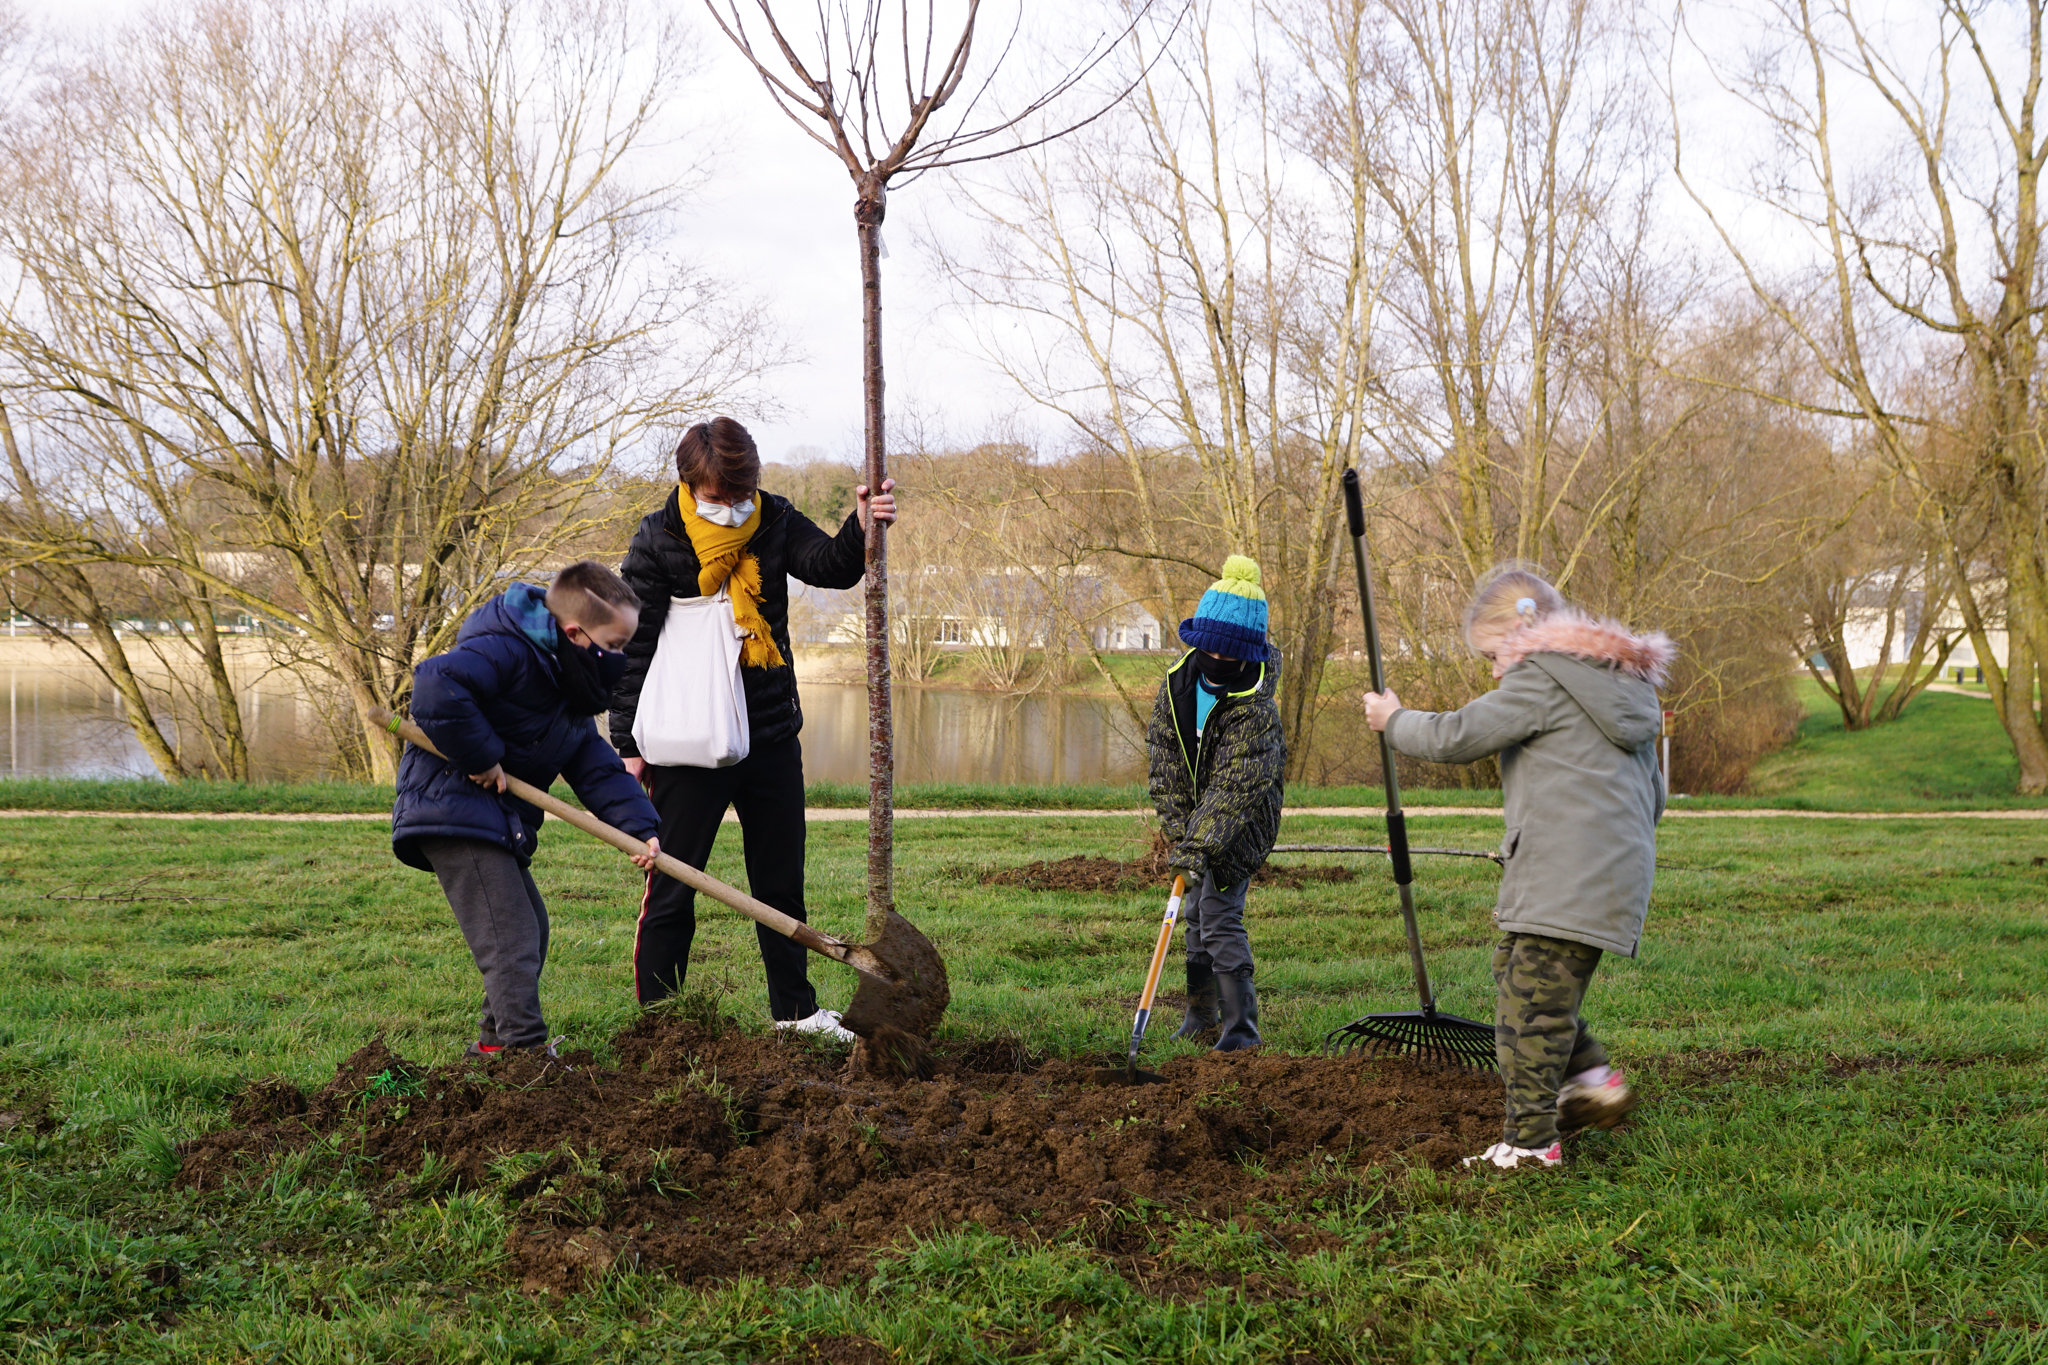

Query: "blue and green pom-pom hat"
(1178, 554), (1273, 661)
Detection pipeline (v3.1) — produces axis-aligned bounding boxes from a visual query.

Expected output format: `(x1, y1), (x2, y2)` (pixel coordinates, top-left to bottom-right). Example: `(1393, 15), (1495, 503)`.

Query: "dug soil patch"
(982, 854), (1356, 893)
(182, 1016), (1500, 1293)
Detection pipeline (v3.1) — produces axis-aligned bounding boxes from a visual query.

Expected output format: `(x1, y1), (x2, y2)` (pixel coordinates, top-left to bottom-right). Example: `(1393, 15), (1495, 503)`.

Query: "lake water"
(0, 665), (340, 781)
(0, 664), (1150, 787)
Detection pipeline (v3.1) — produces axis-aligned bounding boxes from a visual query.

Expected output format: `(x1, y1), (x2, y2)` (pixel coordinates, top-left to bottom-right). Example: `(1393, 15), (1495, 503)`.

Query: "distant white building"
(786, 568), (1164, 653)
(1091, 606), (1164, 653)
(1832, 571), (2005, 672)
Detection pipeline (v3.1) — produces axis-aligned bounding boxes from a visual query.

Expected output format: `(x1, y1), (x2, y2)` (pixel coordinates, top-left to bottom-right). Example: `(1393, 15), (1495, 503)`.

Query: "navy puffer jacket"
(392, 585), (660, 871)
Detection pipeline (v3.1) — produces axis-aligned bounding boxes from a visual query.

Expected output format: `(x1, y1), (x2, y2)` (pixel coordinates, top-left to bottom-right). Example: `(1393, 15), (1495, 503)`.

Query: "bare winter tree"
(1678, 0), (2048, 790)
(705, 0), (1153, 929)
(937, 0), (1381, 776)
(0, 0), (773, 780)
(944, 0), (1826, 789)
(1781, 453), (1962, 731)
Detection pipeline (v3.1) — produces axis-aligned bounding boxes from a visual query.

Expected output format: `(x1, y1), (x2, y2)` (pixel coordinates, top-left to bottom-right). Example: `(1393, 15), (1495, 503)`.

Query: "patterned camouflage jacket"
(1146, 650), (1287, 888)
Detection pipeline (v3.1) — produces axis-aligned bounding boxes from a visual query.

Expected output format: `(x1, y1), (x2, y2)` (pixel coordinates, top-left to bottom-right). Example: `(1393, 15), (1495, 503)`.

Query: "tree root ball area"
(180, 1015), (1504, 1294)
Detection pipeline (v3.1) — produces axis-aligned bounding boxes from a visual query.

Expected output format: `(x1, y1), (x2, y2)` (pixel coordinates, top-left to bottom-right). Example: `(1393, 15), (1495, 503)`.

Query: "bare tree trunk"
(857, 179), (894, 927)
(706, 0), (1144, 928)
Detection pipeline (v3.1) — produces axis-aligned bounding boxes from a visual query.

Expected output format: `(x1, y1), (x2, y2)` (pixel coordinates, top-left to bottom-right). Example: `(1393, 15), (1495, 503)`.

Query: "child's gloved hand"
(630, 837), (662, 872)
(1362, 689), (1403, 732)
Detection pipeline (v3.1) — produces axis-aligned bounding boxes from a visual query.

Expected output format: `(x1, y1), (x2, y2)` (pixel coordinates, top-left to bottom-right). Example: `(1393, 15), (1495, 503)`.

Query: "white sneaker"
(1462, 1140), (1563, 1170)
(775, 1009), (855, 1043)
(1558, 1065), (1638, 1131)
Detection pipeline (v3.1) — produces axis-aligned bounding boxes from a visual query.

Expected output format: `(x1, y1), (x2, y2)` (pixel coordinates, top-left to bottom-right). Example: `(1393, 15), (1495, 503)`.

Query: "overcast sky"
(12, 0), (1996, 471)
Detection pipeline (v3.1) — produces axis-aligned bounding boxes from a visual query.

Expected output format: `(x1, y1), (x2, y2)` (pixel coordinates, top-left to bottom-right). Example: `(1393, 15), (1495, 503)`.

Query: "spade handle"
(1126, 875), (1187, 1068)
(373, 708), (885, 978)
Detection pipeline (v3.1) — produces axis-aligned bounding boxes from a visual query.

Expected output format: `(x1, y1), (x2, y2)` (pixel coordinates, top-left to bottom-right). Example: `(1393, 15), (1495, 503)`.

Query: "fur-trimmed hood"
(1490, 612), (1675, 685)
(1383, 608), (1670, 956)
(1492, 612), (1674, 753)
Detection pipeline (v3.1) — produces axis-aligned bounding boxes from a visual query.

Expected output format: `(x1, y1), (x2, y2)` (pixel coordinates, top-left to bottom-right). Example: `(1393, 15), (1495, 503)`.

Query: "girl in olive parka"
(1365, 566), (1673, 1170)
(1146, 556), (1287, 1051)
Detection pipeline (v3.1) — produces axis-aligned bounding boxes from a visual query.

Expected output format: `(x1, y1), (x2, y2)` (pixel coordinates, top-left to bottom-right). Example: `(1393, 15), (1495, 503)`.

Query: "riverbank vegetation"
(2, 811), (2041, 1361)
(10, 669), (2045, 813)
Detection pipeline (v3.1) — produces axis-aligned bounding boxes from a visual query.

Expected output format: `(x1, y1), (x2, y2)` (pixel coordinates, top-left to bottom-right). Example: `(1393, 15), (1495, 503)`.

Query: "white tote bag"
(631, 590), (751, 768)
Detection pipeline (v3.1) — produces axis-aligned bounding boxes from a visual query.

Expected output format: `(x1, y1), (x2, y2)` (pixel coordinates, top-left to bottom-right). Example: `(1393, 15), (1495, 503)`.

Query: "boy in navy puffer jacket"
(393, 561), (662, 1057)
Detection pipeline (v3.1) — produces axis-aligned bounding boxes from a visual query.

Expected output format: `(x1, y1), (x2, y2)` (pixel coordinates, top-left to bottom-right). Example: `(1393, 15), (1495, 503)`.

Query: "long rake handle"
(1343, 471), (1437, 1015)
(1126, 875), (1187, 1069)
(373, 708), (884, 979)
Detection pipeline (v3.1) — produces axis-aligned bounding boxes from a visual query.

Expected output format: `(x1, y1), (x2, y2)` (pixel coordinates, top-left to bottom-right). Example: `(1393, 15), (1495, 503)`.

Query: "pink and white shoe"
(1462, 1140), (1563, 1170)
(1558, 1065), (1638, 1131)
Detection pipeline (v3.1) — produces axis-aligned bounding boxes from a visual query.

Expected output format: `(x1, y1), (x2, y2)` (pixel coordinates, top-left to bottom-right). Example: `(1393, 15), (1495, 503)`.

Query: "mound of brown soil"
(982, 854), (1356, 893)
(181, 1017), (1502, 1293)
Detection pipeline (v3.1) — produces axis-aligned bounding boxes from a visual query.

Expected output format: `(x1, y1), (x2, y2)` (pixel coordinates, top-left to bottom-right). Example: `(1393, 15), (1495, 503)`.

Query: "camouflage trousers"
(1492, 932), (1610, 1147)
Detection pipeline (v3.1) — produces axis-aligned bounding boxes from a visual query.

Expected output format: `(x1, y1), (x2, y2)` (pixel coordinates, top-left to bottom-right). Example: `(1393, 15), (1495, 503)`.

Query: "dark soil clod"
(979, 831), (1360, 894)
(983, 855), (1355, 894)
(181, 1015), (1503, 1294)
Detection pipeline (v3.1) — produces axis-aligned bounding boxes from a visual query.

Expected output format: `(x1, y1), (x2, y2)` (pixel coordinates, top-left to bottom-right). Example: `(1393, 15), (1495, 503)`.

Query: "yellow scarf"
(678, 487), (785, 669)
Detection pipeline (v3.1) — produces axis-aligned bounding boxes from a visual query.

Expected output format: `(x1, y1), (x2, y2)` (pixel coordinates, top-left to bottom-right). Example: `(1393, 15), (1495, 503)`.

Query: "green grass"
(802, 779), (1150, 809)
(0, 777), (1508, 814)
(1741, 680), (2048, 810)
(0, 777), (398, 813)
(1, 810), (2042, 1361)
(800, 780), (1502, 810)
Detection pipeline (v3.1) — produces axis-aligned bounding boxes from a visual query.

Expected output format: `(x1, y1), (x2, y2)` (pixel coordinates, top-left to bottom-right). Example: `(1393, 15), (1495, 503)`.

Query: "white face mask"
(694, 495), (755, 528)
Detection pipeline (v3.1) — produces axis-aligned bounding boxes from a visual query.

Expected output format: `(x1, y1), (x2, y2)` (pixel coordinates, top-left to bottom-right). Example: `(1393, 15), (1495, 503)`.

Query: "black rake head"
(1323, 1009), (1496, 1071)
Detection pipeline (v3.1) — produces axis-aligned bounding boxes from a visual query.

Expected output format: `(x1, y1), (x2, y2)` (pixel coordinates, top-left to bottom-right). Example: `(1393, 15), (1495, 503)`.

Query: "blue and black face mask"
(556, 634), (628, 715)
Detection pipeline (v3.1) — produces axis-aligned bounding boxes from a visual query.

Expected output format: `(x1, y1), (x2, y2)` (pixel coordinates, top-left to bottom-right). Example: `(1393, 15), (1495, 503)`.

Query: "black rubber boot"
(1213, 970), (1261, 1052)
(1171, 958), (1220, 1040)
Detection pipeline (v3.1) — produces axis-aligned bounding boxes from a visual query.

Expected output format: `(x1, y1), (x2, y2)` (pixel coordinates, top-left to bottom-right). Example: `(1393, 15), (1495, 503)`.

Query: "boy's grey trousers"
(419, 837), (551, 1050)
(1182, 871), (1253, 976)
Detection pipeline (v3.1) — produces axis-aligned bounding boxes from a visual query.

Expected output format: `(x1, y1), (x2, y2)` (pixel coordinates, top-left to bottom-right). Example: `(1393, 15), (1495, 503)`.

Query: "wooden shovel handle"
(1136, 874), (1188, 1017)
(372, 708), (861, 969)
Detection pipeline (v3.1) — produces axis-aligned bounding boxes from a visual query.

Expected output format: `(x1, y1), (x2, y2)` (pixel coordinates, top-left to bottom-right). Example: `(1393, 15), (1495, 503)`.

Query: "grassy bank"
(1740, 680), (2048, 810)
(1, 811), (2042, 1361)
(0, 778), (399, 814)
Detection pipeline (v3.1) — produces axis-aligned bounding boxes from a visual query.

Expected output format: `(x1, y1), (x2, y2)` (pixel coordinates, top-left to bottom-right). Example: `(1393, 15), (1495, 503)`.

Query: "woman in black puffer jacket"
(610, 416), (895, 1037)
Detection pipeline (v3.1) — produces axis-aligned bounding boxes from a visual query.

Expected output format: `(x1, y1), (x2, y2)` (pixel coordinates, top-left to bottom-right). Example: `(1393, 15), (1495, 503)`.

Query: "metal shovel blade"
(1324, 1008), (1496, 1071)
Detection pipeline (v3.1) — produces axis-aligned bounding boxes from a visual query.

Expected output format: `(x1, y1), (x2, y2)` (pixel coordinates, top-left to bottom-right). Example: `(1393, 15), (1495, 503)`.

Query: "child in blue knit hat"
(1144, 555), (1288, 1050)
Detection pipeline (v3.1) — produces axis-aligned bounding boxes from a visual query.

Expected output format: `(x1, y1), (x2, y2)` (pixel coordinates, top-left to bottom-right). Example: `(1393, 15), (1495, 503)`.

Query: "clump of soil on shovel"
(181, 1016), (1502, 1294)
